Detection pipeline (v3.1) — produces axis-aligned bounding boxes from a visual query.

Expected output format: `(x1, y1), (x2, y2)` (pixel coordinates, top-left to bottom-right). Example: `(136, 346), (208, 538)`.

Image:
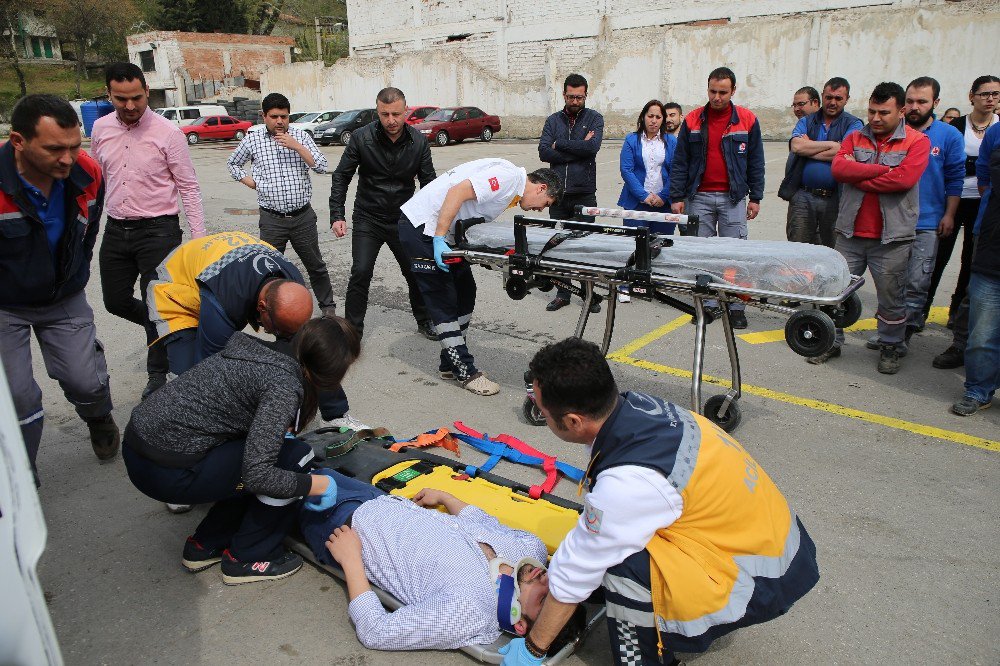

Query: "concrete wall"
(262, 0), (1000, 138)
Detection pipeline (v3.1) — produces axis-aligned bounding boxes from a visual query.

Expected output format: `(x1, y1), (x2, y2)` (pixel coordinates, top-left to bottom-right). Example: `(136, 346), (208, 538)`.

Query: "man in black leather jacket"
(330, 87), (437, 338)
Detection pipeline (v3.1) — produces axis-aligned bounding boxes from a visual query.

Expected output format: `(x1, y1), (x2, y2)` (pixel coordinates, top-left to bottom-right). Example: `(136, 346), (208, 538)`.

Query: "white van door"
(0, 366), (63, 664)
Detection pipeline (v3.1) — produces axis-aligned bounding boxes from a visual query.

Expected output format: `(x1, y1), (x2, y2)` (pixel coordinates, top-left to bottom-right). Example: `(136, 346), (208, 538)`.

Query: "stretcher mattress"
(462, 222), (853, 298)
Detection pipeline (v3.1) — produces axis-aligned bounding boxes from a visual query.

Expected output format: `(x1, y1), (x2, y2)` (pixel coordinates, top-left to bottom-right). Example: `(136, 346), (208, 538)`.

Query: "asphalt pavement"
(31, 136), (999, 665)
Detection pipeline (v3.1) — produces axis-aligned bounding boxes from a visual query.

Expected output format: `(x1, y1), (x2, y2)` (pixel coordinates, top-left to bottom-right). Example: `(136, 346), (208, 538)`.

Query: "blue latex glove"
(303, 470), (338, 511)
(498, 639), (544, 665)
(432, 235), (452, 272)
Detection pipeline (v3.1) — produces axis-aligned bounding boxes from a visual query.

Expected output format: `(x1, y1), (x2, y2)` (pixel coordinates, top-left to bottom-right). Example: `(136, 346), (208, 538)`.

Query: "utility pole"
(314, 17), (322, 62)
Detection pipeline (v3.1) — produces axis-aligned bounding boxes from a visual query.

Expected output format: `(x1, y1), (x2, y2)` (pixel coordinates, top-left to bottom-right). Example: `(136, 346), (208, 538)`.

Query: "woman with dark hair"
(122, 315), (362, 584)
(616, 100), (678, 301)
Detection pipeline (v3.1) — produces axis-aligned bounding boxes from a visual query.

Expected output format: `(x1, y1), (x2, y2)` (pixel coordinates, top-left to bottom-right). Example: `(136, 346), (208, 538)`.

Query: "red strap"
(493, 434), (558, 499)
(452, 422), (559, 499)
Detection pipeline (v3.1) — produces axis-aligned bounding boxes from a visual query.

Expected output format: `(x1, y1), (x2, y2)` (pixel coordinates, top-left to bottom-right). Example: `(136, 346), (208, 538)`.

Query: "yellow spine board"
(372, 461), (579, 555)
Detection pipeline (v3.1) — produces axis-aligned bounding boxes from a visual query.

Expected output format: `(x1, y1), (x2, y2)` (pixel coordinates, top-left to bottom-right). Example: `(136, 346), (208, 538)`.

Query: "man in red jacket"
(809, 82), (930, 374)
(0, 95), (117, 478)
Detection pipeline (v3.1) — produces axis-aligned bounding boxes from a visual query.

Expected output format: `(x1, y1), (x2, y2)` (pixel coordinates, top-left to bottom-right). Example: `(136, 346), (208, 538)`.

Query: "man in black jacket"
(330, 87), (437, 338)
(0, 95), (118, 474)
(538, 73), (604, 312)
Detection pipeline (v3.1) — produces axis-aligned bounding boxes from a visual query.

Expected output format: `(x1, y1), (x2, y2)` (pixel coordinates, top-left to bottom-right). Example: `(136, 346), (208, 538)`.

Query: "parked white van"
(155, 105), (228, 126)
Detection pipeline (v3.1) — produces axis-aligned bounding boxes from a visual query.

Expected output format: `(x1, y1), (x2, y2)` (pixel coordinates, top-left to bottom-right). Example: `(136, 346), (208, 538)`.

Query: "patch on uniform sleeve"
(489, 176), (500, 191)
(584, 499), (604, 534)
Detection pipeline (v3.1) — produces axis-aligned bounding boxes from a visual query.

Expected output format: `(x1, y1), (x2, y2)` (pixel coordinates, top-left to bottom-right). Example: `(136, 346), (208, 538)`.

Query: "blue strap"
(452, 431), (585, 482)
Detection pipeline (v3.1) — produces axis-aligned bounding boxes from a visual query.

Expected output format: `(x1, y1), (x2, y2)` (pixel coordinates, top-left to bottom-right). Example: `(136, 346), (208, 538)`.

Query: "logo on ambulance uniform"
(931, 146), (941, 156)
(489, 177), (500, 191)
(738, 142), (747, 154)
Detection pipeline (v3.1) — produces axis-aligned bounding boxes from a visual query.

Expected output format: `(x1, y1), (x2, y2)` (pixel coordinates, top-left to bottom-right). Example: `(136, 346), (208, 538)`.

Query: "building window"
(139, 49), (155, 72)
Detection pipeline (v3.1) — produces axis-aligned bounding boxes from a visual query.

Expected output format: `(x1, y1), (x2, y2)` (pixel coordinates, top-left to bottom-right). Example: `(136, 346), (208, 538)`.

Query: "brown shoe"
(807, 346), (841, 365)
(87, 414), (120, 461)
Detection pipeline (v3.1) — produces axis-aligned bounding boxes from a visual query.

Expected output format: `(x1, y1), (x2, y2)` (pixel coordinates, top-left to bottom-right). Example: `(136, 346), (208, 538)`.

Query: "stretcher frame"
(448, 209), (865, 431)
(286, 432), (605, 664)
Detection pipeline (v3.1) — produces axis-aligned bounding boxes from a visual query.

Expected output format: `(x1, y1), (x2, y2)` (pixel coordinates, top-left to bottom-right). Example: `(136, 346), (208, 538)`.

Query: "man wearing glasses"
(790, 86), (820, 120)
(538, 73), (605, 313)
(780, 77), (863, 247)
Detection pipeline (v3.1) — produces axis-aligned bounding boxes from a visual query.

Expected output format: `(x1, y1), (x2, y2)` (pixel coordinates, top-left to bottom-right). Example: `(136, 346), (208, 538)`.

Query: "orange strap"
(388, 428), (461, 457)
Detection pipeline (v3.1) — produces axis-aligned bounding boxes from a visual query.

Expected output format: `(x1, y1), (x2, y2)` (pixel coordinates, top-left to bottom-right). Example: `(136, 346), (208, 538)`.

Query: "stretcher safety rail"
(446, 208), (865, 432)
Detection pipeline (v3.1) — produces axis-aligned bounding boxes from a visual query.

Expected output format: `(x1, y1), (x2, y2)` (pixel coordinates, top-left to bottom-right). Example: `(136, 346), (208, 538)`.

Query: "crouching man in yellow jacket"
(500, 338), (819, 666)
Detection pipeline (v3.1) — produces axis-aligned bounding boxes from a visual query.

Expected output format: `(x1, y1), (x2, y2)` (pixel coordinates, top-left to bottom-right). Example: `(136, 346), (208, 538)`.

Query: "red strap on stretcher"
(388, 428), (461, 456)
(452, 422), (559, 499)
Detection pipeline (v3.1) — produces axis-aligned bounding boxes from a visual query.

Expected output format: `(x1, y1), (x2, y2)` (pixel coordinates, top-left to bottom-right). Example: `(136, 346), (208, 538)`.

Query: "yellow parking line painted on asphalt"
(606, 309), (1000, 453)
(609, 315), (689, 358)
(736, 306), (951, 345)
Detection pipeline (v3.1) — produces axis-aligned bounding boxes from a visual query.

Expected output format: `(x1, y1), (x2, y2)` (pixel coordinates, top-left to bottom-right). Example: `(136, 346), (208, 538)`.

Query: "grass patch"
(0, 62), (107, 123)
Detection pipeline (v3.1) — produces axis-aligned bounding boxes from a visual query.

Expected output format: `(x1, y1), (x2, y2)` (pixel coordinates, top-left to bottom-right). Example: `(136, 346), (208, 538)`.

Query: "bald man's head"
(257, 279), (313, 338)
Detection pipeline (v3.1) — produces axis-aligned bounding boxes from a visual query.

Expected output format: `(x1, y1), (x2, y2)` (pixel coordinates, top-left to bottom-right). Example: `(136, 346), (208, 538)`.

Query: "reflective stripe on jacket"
(147, 231), (303, 340)
(589, 393), (819, 652)
(0, 142), (104, 306)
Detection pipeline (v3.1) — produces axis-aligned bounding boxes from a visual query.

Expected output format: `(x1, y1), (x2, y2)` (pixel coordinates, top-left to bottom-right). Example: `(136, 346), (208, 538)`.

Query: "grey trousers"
(259, 205), (335, 309)
(833, 234), (911, 346)
(0, 290), (113, 467)
(903, 229), (939, 328)
(786, 189), (838, 248)
(688, 191), (749, 312)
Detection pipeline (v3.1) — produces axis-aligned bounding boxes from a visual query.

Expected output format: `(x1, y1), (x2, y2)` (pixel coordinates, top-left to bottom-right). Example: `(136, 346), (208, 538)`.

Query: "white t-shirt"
(962, 114), (999, 199)
(400, 158), (527, 241)
(546, 464), (684, 604)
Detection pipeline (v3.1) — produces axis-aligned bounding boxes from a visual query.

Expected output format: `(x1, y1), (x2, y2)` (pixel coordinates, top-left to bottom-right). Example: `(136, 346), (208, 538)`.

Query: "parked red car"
(404, 105), (438, 125)
(413, 107), (501, 146)
(181, 115), (253, 144)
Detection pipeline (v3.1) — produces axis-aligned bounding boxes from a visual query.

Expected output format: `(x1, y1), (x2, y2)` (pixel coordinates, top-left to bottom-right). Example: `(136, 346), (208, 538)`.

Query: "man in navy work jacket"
(0, 95), (118, 478)
(538, 73), (605, 313)
(670, 67), (765, 330)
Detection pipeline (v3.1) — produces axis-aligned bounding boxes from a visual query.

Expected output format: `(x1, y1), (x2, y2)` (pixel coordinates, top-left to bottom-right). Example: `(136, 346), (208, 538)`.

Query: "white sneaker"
(166, 503), (193, 514)
(321, 413), (371, 431)
(462, 373), (501, 396)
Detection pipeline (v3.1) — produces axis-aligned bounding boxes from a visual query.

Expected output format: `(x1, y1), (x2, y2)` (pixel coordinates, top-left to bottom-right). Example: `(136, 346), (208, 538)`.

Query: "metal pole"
(315, 17), (323, 61)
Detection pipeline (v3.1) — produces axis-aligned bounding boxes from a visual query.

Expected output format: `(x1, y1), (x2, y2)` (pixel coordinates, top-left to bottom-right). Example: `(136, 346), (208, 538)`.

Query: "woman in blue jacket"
(618, 100), (677, 234)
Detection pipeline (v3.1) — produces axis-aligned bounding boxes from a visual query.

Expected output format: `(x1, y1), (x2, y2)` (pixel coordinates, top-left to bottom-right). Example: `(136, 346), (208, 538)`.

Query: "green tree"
(158, 0), (249, 33)
(48, 0), (139, 97)
(0, 1), (41, 98)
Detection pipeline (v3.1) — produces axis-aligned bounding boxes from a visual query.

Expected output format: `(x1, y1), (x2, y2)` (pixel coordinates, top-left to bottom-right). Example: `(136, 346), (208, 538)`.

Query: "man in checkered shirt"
(227, 93), (336, 315)
(300, 474), (551, 651)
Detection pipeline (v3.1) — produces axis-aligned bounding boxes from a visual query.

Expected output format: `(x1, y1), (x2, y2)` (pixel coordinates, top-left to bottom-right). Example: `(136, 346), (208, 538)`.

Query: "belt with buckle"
(108, 214), (179, 228)
(801, 186), (835, 198)
(260, 204), (310, 218)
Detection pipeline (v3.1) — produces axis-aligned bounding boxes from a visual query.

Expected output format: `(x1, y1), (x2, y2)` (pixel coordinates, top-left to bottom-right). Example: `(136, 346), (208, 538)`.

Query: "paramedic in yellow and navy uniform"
(499, 338), (819, 666)
(398, 159), (563, 396)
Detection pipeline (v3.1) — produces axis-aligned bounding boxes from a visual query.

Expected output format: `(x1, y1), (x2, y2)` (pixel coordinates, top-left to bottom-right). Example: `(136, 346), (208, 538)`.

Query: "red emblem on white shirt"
(489, 177), (500, 191)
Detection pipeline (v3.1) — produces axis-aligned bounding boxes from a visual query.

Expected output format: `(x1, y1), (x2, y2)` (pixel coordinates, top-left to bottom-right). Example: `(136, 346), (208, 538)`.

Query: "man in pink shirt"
(92, 63), (206, 401)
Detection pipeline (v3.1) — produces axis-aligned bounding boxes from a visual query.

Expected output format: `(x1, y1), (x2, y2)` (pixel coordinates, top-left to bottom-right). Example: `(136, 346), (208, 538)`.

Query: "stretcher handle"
(575, 205), (700, 229)
(453, 217), (487, 246)
(513, 215), (652, 239)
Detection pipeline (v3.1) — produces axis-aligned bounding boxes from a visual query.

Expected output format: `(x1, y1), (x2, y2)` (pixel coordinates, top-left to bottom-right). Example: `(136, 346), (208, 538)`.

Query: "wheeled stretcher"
(447, 207), (865, 432)
(286, 428), (604, 664)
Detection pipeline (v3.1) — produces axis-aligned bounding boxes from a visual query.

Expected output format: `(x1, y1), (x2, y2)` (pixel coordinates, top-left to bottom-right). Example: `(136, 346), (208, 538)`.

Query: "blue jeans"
(688, 191), (749, 311)
(963, 272), (1000, 403)
(298, 470), (387, 565)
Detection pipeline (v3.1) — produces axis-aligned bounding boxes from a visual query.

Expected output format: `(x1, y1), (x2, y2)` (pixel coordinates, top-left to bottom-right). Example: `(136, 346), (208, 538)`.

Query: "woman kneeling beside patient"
(122, 315), (360, 584)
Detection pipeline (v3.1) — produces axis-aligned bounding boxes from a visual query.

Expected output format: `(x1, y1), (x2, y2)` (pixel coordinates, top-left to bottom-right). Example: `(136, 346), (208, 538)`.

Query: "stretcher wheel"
(704, 394), (741, 433)
(784, 310), (836, 357)
(836, 292), (863, 328)
(505, 276), (529, 300)
(523, 397), (546, 426)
